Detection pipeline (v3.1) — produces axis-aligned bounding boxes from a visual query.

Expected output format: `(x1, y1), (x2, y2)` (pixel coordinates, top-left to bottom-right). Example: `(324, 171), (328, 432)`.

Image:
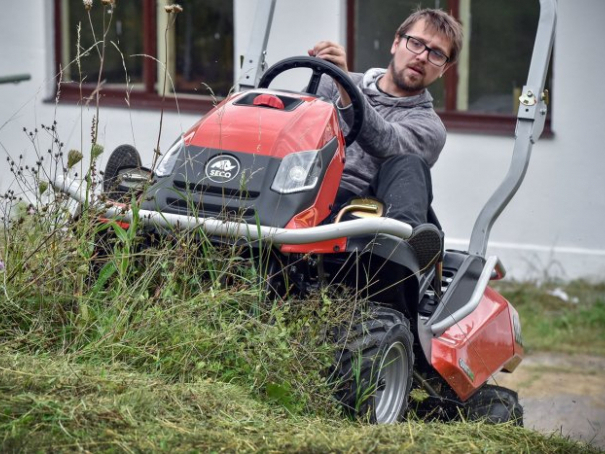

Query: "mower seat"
(333, 197), (384, 223)
(334, 198), (443, 271)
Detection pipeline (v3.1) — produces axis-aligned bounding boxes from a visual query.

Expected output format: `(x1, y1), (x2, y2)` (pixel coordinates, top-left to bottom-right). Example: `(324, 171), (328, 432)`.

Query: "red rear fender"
(431, 286), (524, 401)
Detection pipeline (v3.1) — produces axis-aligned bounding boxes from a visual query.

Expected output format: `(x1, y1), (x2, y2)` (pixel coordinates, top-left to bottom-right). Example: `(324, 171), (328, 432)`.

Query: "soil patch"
(493, 353), (605, 449)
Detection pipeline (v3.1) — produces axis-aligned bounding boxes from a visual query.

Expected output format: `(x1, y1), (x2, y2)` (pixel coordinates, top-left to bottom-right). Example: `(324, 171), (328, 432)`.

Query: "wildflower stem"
(151, 10), (179, 173)
(92, 3), (113, 146)
(86, 10), (103, 60)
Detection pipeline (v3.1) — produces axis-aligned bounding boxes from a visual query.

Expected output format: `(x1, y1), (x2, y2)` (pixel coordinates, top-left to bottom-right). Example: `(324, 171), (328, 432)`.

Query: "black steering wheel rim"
(257, 56), (364, 146)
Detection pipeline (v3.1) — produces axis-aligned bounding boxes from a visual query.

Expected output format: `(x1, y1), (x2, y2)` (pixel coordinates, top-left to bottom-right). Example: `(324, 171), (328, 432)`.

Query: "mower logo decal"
(211, 160), (237, 172)
(205, 155), (240, 183)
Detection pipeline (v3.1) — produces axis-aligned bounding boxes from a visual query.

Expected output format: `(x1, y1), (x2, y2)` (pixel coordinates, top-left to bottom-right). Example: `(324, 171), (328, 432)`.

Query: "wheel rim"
(374, 341), (409, 424)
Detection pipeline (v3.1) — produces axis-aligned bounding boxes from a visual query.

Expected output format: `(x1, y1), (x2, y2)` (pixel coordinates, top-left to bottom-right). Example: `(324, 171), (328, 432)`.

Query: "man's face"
(389, 19), (452, 95)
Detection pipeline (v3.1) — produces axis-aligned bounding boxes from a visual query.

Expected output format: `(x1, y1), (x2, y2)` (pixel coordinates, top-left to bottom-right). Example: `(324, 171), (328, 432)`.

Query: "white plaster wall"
(0, 0), (345, 197)
(433, 0), (605, 281)
(235, 0), (345, 68)
(1, 0), (603, 281)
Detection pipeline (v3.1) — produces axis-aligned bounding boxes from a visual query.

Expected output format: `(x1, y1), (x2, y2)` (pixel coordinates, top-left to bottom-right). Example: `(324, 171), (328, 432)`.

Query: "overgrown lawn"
(497, 280), (605, 355)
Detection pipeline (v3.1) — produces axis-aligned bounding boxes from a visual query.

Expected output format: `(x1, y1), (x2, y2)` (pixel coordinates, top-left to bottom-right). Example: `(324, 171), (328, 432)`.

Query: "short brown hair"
(396, 8), (463, 63)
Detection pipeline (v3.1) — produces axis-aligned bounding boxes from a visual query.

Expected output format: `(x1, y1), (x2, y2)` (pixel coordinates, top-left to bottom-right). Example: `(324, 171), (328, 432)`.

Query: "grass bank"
(1, 353), (599, 453)
(496, 280), (605, 355)
(1, 204), (603, 452)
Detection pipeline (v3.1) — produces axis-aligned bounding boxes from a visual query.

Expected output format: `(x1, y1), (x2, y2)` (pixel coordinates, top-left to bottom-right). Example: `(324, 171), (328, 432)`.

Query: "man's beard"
(389, 59), (426, 93)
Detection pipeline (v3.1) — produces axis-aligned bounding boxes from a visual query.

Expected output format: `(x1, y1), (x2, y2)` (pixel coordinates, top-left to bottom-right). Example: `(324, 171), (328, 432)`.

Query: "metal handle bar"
(430, 255), (502, 335)
(52, 175), (414, 244)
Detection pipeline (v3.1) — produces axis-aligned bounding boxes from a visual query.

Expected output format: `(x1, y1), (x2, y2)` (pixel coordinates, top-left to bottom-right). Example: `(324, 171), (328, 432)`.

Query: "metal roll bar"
(52, 175), (414, 245)
(430, 255), (500, 335)
(468, 0), (557, 258)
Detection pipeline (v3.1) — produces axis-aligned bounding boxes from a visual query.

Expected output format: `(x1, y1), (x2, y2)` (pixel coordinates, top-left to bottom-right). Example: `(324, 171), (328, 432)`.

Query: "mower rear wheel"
(465, 384), (524, 426)
(103, 144), (142, 201)
(334, 306), (414, 423)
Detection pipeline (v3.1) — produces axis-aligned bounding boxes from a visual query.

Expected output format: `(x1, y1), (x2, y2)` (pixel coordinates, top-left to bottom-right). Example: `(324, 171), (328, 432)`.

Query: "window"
(347, 0), (552, 134)
(55, 0), (234, 110)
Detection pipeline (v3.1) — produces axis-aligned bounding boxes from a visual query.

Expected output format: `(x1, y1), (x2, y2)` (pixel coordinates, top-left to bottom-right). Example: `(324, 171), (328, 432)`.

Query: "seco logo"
(205, 155), (241, 183)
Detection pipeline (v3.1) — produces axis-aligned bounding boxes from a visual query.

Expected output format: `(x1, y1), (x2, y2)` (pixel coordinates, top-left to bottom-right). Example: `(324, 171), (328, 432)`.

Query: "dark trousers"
(335, 154), (434, 228)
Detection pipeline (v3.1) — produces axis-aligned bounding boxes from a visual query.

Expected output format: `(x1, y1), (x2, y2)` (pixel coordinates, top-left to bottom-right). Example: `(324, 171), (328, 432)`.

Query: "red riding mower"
(54, 0), (557, 425)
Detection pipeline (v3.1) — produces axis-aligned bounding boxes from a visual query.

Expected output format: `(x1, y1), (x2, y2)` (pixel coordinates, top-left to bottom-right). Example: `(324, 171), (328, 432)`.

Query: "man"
(309, 9), (463, 228)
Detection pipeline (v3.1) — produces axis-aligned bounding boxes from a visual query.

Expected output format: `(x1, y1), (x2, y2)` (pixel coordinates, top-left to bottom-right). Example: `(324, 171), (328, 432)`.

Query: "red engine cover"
(185, 90), (344, 159)
(179, 90), (347, 247)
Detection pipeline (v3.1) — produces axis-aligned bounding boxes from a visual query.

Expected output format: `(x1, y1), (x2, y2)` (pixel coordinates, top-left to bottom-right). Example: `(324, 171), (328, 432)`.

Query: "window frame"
(53, 0), (552, 135)
(52, 0), (224, 112)
(345, 0), (552, 136)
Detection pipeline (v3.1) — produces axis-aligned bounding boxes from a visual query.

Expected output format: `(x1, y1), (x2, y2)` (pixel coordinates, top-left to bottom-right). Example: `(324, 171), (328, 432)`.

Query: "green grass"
(496, 280), (605, 355)
(1, 353), (599, 453)
(1, 202), (604, 452)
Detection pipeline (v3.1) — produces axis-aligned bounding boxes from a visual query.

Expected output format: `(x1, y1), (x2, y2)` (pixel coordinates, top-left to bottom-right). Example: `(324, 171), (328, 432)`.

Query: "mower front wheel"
(334, 306), (414, 424)
(103, 144), (142, 201)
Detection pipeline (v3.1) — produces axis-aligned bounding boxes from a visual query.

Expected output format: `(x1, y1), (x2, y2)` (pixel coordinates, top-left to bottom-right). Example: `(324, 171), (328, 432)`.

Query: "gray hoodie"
(316, 68), (446, 194)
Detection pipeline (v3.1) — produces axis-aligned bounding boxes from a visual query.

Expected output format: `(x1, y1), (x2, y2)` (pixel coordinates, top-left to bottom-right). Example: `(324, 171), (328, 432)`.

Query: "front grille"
(166, 197), (256, 220)
(173, 180), (260, 199)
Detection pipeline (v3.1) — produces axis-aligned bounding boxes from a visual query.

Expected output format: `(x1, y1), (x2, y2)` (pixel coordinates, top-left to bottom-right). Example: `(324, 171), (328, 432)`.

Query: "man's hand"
(308, 41), (352, 107)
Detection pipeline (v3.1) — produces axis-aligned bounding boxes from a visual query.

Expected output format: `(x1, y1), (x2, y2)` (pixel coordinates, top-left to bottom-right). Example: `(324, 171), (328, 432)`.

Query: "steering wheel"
(257, 56), (364, 146)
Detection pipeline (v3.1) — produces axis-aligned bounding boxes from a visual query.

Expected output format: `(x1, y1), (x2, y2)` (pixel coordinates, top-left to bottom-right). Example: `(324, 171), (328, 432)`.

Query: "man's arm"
(328, 77), (446, 167)
(351, 105), (446, 167)
(310, 41), (446, 166)
(308, 41), (352, 107)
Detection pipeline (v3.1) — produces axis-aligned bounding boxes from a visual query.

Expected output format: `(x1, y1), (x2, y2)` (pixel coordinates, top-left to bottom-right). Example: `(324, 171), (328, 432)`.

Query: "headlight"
(271, 150), (323, 194)
(155, 137), (185, 177)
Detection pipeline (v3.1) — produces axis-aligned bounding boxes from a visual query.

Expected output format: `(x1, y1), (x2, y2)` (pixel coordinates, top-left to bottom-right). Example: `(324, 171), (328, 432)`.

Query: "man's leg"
(367, 154), (433, 227)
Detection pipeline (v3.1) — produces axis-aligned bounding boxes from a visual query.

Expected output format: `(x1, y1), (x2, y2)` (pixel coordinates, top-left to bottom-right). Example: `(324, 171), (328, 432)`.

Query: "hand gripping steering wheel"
(257, 56), (364, 146)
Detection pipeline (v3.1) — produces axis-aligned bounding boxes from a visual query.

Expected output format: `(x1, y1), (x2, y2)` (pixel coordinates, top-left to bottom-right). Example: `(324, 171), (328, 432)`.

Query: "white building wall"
(235, 0), (346, 88)
(433, 0), (605, 281)
(0, 0), (603, 281)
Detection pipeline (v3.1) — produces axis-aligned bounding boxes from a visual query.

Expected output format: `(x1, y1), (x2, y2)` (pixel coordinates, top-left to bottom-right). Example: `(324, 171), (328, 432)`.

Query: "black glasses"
(401, 34), (450, 67)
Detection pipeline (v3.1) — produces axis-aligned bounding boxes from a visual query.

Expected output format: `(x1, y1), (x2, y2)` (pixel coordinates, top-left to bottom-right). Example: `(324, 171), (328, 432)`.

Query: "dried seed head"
(91, 143), (104, 160)
(165, 4), (183, 14)
(101, 0), (115, 5)
(67, 149), (83, 169)
(39, 181), (49, 195)
(83, 0), (93, 10)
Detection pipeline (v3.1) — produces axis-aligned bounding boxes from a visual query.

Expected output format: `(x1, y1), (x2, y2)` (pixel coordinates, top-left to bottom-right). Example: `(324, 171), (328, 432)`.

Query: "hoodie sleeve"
(315, 74), (340, 103)
(353, 103), (446, 167)
(316, 74), (446, 168)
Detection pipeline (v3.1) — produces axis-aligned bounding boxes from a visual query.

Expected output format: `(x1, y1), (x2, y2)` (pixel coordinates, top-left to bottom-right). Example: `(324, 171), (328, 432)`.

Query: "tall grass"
(1, 181), (603, 453)
(0, 196), (358, 418)
(0, 2), (602, 452)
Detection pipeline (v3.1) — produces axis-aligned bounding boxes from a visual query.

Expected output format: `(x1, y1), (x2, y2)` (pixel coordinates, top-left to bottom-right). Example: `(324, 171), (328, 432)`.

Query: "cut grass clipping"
(1, 354), (601, 453)
(1, 197), (603, 452)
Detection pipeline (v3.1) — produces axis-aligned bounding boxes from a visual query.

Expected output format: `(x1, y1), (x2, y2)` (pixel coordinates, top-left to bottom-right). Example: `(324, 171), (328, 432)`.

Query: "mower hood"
(184, 90), (343, 158)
